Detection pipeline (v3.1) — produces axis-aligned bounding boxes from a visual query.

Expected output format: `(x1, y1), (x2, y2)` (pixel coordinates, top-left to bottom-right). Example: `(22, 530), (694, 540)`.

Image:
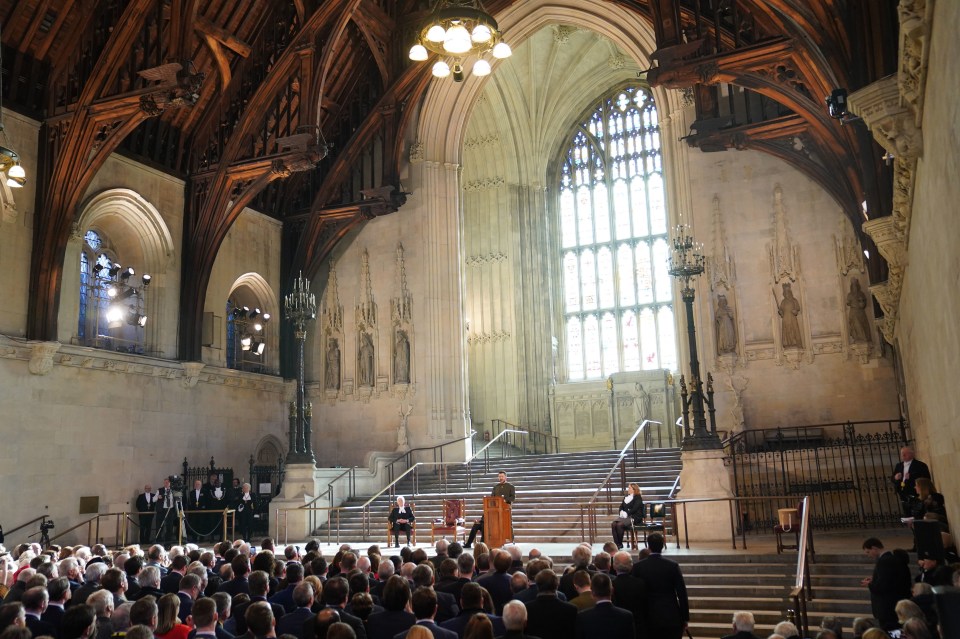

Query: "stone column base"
(271, 463), (324, 541)
(673, 449), (737, 543)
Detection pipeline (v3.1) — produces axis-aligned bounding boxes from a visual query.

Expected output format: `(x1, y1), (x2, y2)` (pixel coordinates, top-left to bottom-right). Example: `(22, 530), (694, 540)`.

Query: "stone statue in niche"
(715, 294), (738, 354)
(776, 282), (803, 348)
(846, 279), (872, 343)
(358, 333), (375, 387)
(397, 403), (412, 452)
(324, 338), (341, 390)
(633, 383), (652, 427)
(394, 329), (410, 383)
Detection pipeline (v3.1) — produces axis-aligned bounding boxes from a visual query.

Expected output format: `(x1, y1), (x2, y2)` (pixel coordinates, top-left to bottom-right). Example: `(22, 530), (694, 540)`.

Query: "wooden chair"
(431, 498), (467, 543)
(774, 502), (803, 554)
(386, 502), (416, 547)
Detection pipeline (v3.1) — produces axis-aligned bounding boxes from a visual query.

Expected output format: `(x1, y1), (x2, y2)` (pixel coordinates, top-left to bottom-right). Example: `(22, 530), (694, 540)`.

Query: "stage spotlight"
(126, 309), (147, 327)
(253, 322), (263, 332)
(262, 313), (271, 322)
(252, 340), (265, 356)
(106, 305), (125, 328)
(119, 267), (135, 280)
(248, 308), (261, 319)
(141, 274), (152, 287)
(109, 263), (121, 277)
(241, 335), (252, 350)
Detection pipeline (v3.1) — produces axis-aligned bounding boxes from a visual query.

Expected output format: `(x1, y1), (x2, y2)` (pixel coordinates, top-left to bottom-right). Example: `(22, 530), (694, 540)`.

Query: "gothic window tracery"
(558, 86), (677, 380)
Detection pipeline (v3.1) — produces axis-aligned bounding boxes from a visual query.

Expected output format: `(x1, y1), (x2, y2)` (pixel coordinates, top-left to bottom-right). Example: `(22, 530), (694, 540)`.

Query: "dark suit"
(630, 554), (688, 639)
(721, 631), (761, 639)
(869, 550), (912, 630)
(134, 585), (165, 601)
(433, 590), (460, 624)
(611, 573), (647, 639)
(187, 626), (235, 639)
(394, 620), (458, 639)
(136, 492), (157, 544)
(232, 597), (285, 634)
(440, 610), (506, 638)
(525, 594), (578, 639)
(496, 633), (541, 639)
(436, 578), (471, 605)
(302, 607), (367, 639)
(72, 581), (102, 606)
(177, 592), (194, 623)
(575, 601), (634, 639)
(892, 458), (931, 513)
(161, 571), (184, 594)
(270, 583), (298, 613)
(26, 613), (59, 639)
(276, 607), (313, 639)
(234, 491), (258, 541)
(388, 505), (416, 545)
(477, 572), (513, 615)
(41, 604), (66, 632)
(186, 487), (210, 540)
(218, 576), (250, 597)
(366, 609), (416, 639)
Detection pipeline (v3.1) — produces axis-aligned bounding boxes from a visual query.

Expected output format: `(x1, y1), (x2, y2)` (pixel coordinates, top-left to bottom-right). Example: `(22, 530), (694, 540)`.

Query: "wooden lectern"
(482, 495), (513, 548)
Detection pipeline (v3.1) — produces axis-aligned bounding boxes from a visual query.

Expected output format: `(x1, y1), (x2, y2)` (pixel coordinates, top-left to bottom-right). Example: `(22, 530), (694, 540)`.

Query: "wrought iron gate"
(729, 420), (908, 532)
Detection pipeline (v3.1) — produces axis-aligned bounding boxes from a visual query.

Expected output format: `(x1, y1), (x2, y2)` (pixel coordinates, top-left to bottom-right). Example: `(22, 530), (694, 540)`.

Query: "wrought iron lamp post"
(668, 223), (722, 450)
(284, 272), (317, 464)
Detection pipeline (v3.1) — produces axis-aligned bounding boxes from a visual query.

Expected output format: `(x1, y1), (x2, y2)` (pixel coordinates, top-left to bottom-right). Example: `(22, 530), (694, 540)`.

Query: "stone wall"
(895, 0), (960, 524)
(683, 149), (900, 432)
(0, 338), (287, 546)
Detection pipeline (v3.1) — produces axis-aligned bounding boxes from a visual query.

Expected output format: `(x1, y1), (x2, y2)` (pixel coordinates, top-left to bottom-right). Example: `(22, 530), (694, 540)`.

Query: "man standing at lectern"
(464, 471), (515, 548)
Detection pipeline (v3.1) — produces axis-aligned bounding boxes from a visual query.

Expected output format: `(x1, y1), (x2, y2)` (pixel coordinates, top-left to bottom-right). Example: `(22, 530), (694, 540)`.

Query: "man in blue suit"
(439, 583), (506, 638)
(574, 573), (633, 639)
(365, 576), (415, 639)
(276, 582), (316, 639)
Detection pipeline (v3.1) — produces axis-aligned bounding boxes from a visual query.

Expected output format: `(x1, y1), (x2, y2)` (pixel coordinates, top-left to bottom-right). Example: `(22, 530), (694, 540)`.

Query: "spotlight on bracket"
(826, 88), (862, 125)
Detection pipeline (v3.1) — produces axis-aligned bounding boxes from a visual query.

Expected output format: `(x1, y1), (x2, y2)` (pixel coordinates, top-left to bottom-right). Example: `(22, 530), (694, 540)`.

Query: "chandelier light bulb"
(471, 24), (492, 43)
(409, 43), (429, 61)
(426, 24), (446, 42)
(443, 24), (472, 54)
(472, 59), (492, 77)
(6, 163), (25, 187)
(492, 42), (512, 59)
(432, 61), (451, 78)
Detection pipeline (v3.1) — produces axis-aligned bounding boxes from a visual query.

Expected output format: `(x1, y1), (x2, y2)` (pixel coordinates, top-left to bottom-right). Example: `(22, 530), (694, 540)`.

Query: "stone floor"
(278, 526), (916, 561)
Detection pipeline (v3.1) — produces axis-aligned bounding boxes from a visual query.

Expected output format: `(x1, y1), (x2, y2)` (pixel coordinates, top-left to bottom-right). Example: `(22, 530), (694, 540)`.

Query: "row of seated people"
(0, 531), (693, 639)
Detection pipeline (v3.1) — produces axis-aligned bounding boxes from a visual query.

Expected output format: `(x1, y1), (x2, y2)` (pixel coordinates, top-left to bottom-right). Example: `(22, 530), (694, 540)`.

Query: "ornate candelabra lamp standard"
(668, 223), (722, 450)
(284, 272), (317, 464)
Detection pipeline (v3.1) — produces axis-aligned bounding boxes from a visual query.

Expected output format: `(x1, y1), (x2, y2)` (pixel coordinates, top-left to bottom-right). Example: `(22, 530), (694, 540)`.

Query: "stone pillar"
(269, 464), (324, 540)
(673, 449), (736, 542)
(421, 161), (470, 444)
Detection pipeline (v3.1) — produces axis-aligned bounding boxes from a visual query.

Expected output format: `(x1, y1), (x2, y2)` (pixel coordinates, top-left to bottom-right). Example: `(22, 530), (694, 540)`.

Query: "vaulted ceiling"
(0, 0), (898, 362)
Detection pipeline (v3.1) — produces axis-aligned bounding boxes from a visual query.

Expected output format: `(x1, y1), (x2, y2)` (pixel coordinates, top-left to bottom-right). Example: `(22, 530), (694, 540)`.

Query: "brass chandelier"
(408, 0), (512, 82)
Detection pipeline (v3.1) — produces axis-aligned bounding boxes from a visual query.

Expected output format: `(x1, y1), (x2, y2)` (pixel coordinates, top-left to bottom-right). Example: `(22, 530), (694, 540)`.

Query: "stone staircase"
(680, 551), (874, 637)
(312, 446), (683, 543)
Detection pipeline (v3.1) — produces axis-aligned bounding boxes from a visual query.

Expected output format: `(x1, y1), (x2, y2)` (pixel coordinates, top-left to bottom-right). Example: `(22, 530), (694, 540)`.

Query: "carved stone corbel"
(28, 342), (61, 375)
(848, 75), (923, 160)
(181, 361), (205, 388)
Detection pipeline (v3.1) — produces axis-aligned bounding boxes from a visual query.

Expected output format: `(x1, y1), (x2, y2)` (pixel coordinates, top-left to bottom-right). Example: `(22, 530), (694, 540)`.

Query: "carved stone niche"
(848, 75), (923, 160)
(863, 217), (906, 270)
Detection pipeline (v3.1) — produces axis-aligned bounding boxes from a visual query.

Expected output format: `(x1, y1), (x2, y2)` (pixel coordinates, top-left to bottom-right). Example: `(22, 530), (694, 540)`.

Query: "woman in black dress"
(611, 482), (645, 549)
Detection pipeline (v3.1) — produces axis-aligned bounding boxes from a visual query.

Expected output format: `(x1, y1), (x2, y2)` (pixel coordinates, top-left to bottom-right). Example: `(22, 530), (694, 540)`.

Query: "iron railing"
(277, 428), (533, 544)
(727, 419), (907, 531)
(490, 419), (559, 454)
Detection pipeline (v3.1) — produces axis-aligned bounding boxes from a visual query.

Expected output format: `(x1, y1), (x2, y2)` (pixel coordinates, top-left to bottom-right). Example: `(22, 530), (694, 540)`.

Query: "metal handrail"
(490, 419), (559, 454)
(721, 417), (906, 449)
(280, 429), (530, 542)
(46, 510), (236, 548)
(0, 515), (51, 544)
(586, 420), (661, 505)
(790, 495), (813, 637)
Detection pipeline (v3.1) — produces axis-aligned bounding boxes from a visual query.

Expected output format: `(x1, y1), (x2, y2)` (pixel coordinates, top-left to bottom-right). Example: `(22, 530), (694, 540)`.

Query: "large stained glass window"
(558, 86), (677, 380)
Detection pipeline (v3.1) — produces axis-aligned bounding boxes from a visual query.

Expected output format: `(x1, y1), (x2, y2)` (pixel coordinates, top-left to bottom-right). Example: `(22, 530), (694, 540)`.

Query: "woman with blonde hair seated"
(154, 593), (191, 639)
